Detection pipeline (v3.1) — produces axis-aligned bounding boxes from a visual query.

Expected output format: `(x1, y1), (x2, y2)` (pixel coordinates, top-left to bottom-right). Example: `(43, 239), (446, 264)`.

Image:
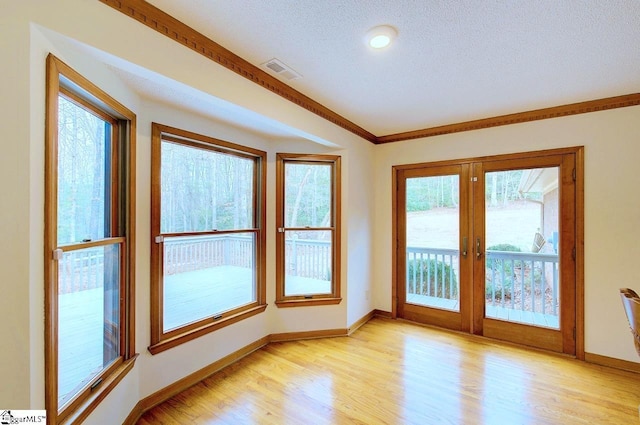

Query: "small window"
(149, 124), (266, 353)
(276, 154), (342, 307)
(45, 54), (136, 423)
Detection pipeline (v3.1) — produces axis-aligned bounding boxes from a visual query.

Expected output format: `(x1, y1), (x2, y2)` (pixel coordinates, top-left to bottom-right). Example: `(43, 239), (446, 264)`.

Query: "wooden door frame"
(391, 146), (585, 359)
(473, 153), (576, 355)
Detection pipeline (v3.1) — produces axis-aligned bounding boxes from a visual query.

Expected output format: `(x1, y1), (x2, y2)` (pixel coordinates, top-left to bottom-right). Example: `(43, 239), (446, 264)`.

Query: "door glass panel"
(405, 175), (460, 311)
(484, 168), (560, 329)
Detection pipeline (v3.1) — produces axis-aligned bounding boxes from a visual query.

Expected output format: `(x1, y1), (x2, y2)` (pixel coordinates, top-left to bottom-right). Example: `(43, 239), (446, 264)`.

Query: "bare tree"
(288, 166), (312, 228)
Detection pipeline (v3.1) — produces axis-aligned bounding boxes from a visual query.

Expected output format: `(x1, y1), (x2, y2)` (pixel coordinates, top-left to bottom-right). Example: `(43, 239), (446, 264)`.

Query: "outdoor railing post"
(420, 252), (423, 294)
(521, 259), (525, 311)
(223, 236), (230, 265)
(292, 237), (298, 275)
(415, 251), (419, 294)
(407, 252), (412, 294)
(439, 254), (443, 297)
(500, 262), (505, 307)
(449, 254), (454, 299)
(491, 256), (496, 305)
(530, 259), (535, 313)
(541, 260), (546, 315)
(553, 263), (558, 315)
(426, 253), (431, 296)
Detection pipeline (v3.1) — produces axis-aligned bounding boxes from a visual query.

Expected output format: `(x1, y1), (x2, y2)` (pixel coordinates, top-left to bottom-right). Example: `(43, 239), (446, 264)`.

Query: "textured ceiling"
(143, 0), (640, 137)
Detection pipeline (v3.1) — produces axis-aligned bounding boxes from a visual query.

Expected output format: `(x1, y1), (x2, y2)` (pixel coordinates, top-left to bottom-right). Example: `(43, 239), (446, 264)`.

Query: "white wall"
(0, 4), (33, 409)
(7, 0), (638, 422)
(372, 106), (640, 362)
(0, 1), (375, 423)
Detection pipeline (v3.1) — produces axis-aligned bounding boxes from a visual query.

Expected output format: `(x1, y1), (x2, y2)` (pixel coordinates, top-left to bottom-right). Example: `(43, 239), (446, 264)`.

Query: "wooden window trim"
(149, 123), (267, 354)
(275, 153), (342, 307)
(45, 54), (137, 424)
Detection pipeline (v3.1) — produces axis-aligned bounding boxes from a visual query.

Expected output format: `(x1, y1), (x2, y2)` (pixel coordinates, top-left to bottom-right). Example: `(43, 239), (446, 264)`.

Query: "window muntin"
(276, 154), (341, 306)
(150, 124), (266, 353)
(45, 54), (136, 423)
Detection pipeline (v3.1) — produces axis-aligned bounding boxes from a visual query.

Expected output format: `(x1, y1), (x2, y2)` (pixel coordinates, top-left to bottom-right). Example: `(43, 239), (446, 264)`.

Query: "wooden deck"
(58, 266), (330, 400)
(163, 266), (330, 330)
(406, 293), (559, 328)
(486, 304), (559, 328)
(58, 288), (104, 404)
(163, 266), (255, 331)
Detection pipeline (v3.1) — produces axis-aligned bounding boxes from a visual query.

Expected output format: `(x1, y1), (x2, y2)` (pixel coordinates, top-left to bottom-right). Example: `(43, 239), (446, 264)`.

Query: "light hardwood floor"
(137, 317), (639, 424)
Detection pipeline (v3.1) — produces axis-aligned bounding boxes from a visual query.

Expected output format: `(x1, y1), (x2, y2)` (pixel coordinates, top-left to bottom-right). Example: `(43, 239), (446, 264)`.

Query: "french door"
(396, 164), (472, 332)
(395, 148), (581, 355)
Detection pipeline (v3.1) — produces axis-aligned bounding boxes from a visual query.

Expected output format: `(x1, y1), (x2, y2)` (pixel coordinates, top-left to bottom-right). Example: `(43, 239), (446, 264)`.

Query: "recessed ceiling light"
(365, 25), (397, 49)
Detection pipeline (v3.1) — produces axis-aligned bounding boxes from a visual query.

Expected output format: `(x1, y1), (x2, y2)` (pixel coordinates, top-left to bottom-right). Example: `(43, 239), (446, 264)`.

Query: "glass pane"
(484, 168), (560, 329)
(58, 244), (120, 407)
(284, 230), (332, 296)
(161, 141), (254, 233)
(163, 233), (256, 331)
(405, 175), (460, 311)
(57, 96), (110, 245)
(284, 163), (331, 228)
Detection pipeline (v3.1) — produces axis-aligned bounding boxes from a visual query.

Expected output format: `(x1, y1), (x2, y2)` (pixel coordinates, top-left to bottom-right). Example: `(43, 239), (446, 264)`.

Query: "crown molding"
(376, 93), (640, 144)
(98, 0), (377, 143)
(99, 1), (640, 145)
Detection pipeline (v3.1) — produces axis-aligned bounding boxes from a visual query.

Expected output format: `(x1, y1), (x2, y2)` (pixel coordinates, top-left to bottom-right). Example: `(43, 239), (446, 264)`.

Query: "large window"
(45, 54), (136, 423)
(276, 154), (341, 306)
(150, 124), (266, 353)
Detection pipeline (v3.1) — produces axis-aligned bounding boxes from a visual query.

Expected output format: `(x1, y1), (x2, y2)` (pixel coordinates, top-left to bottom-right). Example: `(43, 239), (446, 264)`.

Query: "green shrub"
(407, 258), (457, 299)
(485, 244), (522, 300)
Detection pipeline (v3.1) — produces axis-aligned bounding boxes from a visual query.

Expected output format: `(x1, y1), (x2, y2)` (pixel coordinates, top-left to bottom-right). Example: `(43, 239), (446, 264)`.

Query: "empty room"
(1, 1), (639, 424)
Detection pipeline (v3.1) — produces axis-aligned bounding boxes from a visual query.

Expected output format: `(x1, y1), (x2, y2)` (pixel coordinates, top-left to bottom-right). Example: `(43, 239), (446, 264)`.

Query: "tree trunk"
(490, 173), (498, 207)
(289, 167), (312, 228)
(451, 175), (458, 207)
(89, 122), (105, 239)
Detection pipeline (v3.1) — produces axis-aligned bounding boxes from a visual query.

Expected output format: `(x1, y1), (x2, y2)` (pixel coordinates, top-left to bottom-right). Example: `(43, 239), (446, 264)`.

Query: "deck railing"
(59, 240), (559, 317)
(406, 247), (459, 300)
(406, 247), (559, 316)
(485, 250), (559, 315)
(58, 249), (106, 294)
(163, 235), (254, 274)
(59, 235), (332, 293)
(285, 238), (331, 280)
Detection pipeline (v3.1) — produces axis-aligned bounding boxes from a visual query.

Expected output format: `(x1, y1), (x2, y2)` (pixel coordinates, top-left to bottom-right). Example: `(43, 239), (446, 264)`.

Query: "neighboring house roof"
(518, 168), (558, 196)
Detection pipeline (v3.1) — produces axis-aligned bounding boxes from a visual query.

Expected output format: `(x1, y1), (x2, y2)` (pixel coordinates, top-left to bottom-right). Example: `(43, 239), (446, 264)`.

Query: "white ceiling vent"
(262, 58), (302, 80)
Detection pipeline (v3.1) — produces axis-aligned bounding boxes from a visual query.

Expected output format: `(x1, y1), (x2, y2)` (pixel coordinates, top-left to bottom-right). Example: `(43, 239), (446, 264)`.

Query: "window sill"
(275, 297), (342, 308)
(60, 354), (138, 425)
(148, 304), (267, 355)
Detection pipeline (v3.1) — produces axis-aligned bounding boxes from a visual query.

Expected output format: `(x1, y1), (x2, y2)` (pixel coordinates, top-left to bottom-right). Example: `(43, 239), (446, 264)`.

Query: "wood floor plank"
(138, 318), (639, 424)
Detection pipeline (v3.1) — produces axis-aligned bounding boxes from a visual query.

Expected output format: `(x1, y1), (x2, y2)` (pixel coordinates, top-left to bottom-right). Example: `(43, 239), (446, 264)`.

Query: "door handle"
(462, 237), (468, 257)
(476, 237), (482, 258)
